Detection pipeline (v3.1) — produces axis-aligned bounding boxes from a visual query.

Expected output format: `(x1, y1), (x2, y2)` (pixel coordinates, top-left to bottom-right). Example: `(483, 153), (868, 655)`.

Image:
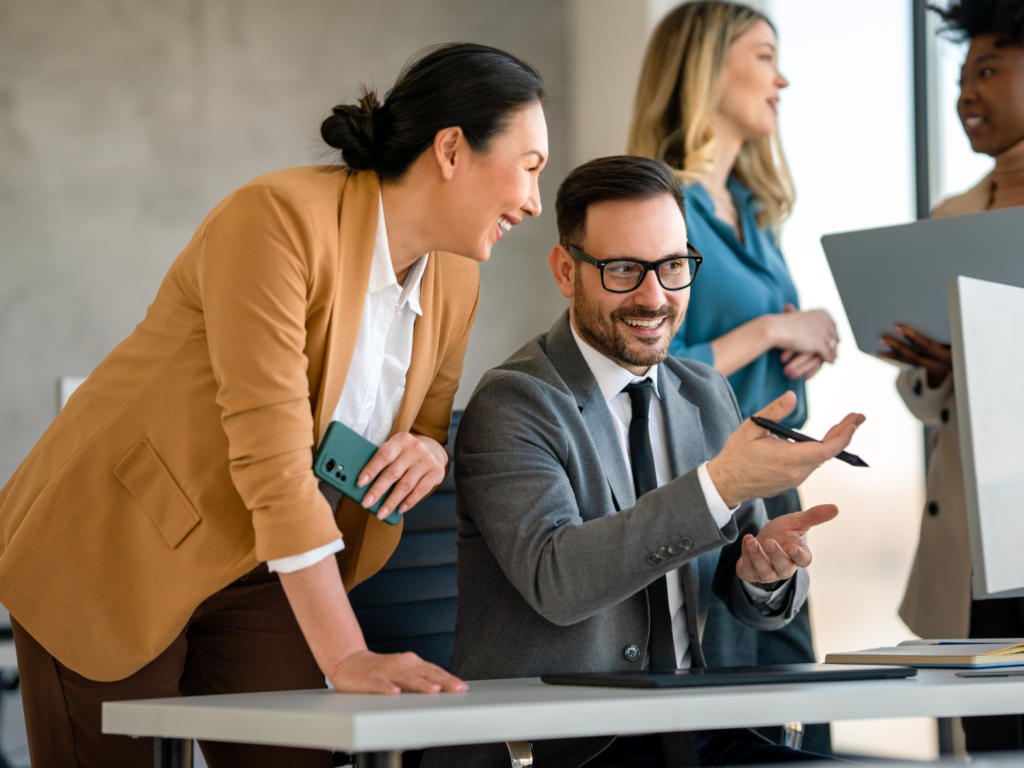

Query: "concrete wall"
(0, 0), (571, 489)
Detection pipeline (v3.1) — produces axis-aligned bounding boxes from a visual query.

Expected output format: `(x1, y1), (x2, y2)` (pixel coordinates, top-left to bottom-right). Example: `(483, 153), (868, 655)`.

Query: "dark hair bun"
(321, 91), (385, 170)
(319, 43), (544, 181)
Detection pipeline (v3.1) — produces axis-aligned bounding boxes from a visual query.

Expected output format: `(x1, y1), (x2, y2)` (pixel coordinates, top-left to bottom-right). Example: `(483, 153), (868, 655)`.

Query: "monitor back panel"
(950, 276), (1024, 599)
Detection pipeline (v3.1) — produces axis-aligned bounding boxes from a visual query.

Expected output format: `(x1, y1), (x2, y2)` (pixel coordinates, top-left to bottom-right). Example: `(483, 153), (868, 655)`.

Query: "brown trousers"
(12, 565), (333, 768)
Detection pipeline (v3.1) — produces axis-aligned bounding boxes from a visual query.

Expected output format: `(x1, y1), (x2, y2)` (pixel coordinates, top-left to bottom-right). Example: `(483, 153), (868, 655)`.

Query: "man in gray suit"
(422, 156), (864, 768)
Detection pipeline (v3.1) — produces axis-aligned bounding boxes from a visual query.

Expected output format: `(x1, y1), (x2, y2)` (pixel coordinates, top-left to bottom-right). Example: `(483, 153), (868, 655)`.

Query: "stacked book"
(826, 639), (1024, 668)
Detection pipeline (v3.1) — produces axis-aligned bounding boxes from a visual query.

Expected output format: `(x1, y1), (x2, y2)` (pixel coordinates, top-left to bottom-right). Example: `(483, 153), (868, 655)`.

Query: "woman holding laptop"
(880, 0), (1024, 753)
(0, 43), (547, 767)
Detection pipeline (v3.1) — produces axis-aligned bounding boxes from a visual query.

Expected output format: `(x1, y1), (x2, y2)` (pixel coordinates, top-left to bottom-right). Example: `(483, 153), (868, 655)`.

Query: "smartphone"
(313, 421), (401, 525)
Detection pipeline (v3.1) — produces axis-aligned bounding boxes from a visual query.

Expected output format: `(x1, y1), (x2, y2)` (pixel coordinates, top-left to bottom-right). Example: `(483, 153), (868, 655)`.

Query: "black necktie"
(623, 379), (677, 672)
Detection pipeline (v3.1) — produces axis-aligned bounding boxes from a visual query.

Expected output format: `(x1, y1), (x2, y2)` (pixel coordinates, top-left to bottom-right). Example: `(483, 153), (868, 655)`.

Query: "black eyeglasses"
(566, 244), (703, 293)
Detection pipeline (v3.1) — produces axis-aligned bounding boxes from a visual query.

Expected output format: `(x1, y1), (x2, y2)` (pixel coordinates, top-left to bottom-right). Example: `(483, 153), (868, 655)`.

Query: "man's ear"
(432, 127), (464, 179)
(548, 245), (575, 299)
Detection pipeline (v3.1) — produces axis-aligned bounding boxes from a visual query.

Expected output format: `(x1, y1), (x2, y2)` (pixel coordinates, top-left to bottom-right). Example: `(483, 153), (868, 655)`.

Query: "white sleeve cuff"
(697, 461), (739, 529)
(266, 538), (345, 574)
(742, 578), (794, 609)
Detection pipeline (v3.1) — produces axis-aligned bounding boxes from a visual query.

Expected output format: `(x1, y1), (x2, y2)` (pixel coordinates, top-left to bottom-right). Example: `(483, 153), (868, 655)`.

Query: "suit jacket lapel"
(660, 363), (711, 666)
(660, 364), (708, 481)
(545, 312), (636, 510)
(313, 171), (380, 444)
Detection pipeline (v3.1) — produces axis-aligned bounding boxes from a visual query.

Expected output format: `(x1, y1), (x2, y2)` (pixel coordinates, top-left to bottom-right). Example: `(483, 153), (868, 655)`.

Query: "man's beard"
(572, 268), (681, 368)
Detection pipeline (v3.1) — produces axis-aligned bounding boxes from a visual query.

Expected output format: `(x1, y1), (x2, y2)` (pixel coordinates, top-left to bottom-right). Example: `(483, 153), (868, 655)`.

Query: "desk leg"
(154, 737), (193, 768)
(354, 751), (402, 768)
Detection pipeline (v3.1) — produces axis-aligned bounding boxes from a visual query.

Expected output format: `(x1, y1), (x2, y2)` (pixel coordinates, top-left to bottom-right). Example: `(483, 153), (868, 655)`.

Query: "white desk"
(103, 669), (1024, 765)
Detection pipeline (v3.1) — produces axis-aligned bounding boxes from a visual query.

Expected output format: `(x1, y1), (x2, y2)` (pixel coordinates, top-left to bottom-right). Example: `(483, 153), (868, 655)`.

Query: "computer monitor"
(950, 276), (1024, 599)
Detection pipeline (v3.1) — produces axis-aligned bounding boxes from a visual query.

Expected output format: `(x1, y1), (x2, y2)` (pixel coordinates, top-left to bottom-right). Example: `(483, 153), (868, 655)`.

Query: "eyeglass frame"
(565, 243), (703, 293)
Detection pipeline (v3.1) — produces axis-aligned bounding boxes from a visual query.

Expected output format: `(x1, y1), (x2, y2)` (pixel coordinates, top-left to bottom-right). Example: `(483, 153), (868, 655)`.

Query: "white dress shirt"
(267, 192), (428, 574)
(569, 323), (789, 667)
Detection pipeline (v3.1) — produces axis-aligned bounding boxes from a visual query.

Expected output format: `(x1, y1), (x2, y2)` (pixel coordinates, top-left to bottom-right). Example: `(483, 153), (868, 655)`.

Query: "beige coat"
(897, 172), (992, 638)
(0, 168), (480, 681)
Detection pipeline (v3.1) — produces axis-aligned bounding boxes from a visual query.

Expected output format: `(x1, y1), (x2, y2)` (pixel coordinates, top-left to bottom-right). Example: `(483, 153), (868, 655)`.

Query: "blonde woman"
(629, 2), (835, 753)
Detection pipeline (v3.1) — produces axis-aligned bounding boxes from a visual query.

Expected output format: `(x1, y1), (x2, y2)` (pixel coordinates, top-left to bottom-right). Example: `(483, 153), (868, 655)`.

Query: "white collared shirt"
(268, 191), (428, 574)
(569, 322), (787, 668)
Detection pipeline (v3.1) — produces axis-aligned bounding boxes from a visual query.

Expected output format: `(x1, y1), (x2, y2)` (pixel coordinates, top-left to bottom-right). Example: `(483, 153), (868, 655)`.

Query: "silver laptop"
(821, 207), (1024, 354)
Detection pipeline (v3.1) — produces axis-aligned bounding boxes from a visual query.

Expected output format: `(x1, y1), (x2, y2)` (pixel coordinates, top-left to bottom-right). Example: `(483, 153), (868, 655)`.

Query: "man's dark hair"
(322, 43), (544, 180)
(931, 0), (1024, 46)
(555, 156), (686, 248)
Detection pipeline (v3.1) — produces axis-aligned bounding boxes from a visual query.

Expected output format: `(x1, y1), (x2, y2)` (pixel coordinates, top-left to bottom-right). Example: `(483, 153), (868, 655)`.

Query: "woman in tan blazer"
(881, 1), (1024, 753)
(0, 43), (548, 767)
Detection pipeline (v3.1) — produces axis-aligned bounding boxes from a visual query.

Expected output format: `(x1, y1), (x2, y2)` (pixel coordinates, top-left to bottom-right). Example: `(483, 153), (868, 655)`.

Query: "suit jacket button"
(928, 501), (939, 516)
(680, 537), (693, 551)
(667, 544), (681, 556)
(913, 380), (923, 396)
(624, 645), (640, 661)
(941, 408), (950, 423)
(657, 546), (669, 558)
(646, 553), (661, 565)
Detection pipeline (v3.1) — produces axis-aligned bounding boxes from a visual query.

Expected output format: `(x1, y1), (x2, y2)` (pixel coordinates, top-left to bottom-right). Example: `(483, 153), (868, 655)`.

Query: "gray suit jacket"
(422, 312), (809, 768)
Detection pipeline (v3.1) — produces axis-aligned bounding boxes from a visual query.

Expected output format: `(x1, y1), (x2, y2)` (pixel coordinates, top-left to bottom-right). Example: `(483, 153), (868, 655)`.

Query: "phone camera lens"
(340, 475), (347, 482)
(325, 459), (336, 472)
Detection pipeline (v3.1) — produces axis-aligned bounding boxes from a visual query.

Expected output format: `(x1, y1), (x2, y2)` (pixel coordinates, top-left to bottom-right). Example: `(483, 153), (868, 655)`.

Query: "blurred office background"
(0, 0), (991, 763)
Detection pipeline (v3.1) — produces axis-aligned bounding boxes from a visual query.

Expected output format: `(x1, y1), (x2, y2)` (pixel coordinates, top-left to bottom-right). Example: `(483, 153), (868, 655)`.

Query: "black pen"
(749, 415), (868, 468)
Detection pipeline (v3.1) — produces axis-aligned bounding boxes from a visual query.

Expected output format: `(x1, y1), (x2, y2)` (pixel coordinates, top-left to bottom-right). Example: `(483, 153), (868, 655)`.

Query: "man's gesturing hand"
(736, 504), (838, 584)
(707, 391), (865, 509)
(358, 433), (448, 521)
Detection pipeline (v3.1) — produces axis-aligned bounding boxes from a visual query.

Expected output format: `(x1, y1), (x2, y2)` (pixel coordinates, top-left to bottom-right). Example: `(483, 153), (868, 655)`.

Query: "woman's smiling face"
(441, 101), (548, 263)
(958, 33), (1024, 156)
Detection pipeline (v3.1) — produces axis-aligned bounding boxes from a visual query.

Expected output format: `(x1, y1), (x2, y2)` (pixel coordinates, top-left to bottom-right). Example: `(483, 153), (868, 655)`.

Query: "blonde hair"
(627, 1), (795, 231)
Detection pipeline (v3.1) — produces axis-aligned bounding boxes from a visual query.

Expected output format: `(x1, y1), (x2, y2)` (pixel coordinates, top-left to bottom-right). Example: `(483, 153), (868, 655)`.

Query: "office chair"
(339, 412), (532, 768)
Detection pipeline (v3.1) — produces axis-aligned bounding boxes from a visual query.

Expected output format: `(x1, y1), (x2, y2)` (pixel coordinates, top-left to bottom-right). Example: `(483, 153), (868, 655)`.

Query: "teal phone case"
(313, 422), (401, 525)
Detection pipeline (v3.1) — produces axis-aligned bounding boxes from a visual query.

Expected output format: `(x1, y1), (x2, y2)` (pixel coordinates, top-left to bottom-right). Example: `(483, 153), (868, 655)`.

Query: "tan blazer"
(898, 172), (991, 638)
(0, 168), (479, 682)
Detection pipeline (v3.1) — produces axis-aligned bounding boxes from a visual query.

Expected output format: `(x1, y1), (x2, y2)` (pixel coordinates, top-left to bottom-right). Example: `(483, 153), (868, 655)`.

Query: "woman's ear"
(548, 245), (575, 299)
(433, 126), (464, 180)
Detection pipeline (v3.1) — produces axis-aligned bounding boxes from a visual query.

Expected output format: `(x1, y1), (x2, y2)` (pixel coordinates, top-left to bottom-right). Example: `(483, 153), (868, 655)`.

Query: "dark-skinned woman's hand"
(878, 324), (952, 388)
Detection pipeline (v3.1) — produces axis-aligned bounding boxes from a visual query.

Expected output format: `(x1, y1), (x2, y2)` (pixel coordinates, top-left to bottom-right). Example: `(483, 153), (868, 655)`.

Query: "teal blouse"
(671, 178), (807, 428)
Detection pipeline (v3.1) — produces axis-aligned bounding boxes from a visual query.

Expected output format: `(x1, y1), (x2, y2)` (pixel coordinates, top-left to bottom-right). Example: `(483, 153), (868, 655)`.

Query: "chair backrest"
(347, 411), (461, 669)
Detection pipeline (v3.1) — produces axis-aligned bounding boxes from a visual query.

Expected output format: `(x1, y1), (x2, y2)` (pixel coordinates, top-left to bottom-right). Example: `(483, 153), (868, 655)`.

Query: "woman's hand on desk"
(279, 556), (468, 696)
(329, 650), (468, 696)
(878, 324), (952, 388)
(358, 432), (448, 520)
